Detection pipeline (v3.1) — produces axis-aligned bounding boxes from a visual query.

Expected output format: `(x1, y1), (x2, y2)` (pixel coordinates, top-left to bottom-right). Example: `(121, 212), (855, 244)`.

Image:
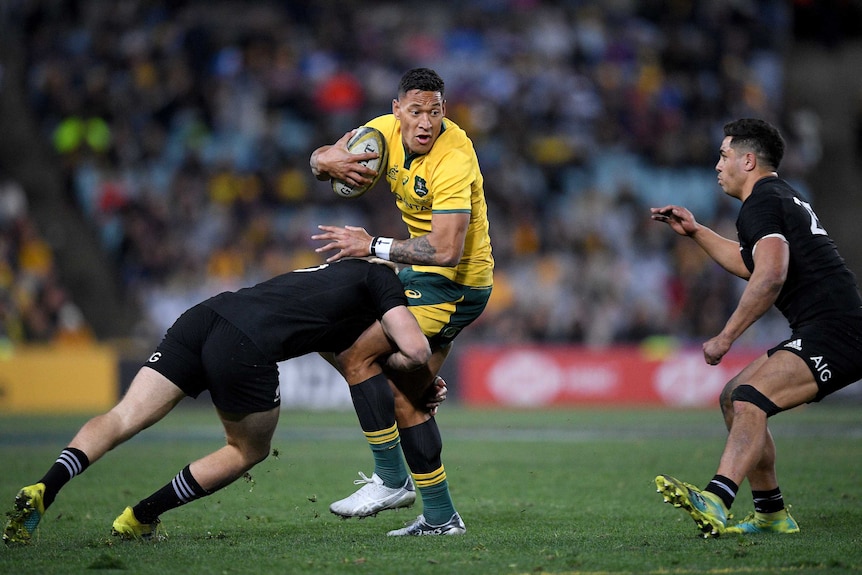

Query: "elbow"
(402, 342), (432, 371)
(769, 279), (785, 295)
(757, 275), (785, 300)
(765, 271), (787, 294)
(439, 256), (461, 268)
(438, 246), (464, 268)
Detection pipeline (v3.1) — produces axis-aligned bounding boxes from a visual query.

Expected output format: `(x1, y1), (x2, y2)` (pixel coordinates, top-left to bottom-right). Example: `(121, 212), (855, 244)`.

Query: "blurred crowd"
(0, 171), (92, 345)
(3, 0), (826, 347)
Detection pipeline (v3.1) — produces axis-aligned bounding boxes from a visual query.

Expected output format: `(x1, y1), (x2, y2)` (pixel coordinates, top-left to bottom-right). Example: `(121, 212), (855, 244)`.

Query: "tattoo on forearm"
(392, 236), (437, 265)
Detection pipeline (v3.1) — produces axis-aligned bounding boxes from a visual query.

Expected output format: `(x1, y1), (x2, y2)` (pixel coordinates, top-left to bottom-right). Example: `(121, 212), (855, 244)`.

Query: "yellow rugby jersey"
(365, 114), (494, 287)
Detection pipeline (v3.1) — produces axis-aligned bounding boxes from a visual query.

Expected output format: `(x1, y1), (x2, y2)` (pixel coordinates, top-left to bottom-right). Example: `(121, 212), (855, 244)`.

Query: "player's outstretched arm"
(651, 205), (749, 279)
(702, 236), (788, 365)
(313, 212), (469, 266)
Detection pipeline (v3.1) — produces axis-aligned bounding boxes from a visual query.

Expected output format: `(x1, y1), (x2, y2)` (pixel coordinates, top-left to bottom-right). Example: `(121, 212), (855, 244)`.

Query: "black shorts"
(768, 316), (862, 401)
(145, 304), (280, 413)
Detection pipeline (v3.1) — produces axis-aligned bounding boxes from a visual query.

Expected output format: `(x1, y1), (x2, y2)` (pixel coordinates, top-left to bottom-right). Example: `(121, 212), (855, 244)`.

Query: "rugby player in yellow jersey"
(310, 68), (493, 536)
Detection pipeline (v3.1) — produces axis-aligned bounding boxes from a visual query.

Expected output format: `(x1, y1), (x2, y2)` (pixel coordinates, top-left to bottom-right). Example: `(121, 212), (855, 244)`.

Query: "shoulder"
(365, 263), (407, 308)
(438, 118), (473, 148)
(324, 258), (372, 282)
(750, 176), (797, 201)
(431, 120), (476, 165)
(363, 260), (401, 283)
(366, 115), (398, 140)
(744, 178), (784, 209)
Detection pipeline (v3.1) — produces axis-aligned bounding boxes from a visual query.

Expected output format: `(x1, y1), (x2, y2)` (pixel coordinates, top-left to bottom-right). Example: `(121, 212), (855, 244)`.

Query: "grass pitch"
(1, 405), (861, 574)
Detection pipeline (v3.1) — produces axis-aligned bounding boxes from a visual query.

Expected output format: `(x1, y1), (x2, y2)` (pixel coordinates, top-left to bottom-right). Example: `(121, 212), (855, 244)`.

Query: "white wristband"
(370, 236), (393, 260)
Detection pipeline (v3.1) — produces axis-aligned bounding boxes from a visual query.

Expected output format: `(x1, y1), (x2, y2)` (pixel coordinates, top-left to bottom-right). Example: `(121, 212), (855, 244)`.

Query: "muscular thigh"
(740, 351), (819, 410)
(218, 406), (280, 451)
(767, 318), (862, 402)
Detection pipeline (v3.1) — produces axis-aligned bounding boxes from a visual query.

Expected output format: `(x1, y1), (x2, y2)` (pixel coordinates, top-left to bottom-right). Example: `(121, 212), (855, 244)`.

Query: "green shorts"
(398, 268), (492, 348)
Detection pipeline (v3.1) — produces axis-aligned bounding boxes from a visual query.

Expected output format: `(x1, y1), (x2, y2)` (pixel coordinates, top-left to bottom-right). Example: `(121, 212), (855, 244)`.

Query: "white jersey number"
(793, 197), (827, 236)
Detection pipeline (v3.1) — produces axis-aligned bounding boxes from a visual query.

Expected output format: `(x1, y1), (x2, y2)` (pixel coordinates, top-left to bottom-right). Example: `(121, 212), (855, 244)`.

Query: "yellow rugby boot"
(655, 474), (728, 538)
(3, 483), (46, 545)
(726, 509), (800, 535)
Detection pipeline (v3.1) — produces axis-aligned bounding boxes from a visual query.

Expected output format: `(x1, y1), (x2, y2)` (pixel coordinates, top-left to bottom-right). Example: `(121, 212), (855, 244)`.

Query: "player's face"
(393, 89), (445, 155)
(715, 136), (748, 199)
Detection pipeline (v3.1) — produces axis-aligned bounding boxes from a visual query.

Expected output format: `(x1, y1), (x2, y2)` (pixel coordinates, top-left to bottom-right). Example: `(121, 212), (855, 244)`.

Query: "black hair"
(723, 118), (785, 170)
(398, 68), (445, 98)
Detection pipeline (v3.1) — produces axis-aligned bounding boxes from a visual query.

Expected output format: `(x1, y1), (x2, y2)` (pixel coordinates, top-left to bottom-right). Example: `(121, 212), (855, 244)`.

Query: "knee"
(719, 384), (733, 413)
(334, 349), (373, 384)
(730, 384), (782, 417)
(227, 438), (271, 470)
(719, 378), (739, 420)
(246, 442), (271, 467)
(100, 409), (145, 444)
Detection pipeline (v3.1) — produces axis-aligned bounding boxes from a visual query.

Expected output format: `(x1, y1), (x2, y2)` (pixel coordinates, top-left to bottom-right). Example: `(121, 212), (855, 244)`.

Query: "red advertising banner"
(458, 344), (762, 408)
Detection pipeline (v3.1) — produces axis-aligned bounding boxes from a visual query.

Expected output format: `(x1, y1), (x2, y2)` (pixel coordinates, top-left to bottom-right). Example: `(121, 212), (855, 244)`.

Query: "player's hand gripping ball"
(331, 126), (388, 199)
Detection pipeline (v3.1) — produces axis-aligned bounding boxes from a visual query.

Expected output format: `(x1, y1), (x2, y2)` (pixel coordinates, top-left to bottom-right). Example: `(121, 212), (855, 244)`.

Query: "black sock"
(399, 418), (455, 524)
(39, 447), (90, 509)
(752, 487), (785, 514)
(705, 474), (738, 510)
(398, 418), (442, 474)
(349, 373), (406, 487)
(349, 373), (396, 432)
(133, 465), (209, 524)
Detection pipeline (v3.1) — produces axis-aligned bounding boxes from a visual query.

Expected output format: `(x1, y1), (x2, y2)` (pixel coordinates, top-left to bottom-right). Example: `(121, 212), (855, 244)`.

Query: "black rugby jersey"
(202, 259), (407, 362)
(737, 176), (862, 328)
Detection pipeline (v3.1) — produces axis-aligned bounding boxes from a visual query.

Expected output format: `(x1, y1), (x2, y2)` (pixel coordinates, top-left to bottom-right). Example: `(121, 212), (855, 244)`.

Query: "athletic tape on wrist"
(370, 236), (393, 260)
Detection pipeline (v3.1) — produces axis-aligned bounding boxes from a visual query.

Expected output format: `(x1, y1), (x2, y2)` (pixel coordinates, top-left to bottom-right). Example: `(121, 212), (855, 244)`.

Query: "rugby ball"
(331, 126), (388, 199)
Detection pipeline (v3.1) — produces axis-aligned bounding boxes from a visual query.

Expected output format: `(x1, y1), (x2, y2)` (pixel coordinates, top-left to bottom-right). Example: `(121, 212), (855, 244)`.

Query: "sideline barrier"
(458, 344), (762, 408)
(0, 344), (118, 413)
(15, 342), (845, 413)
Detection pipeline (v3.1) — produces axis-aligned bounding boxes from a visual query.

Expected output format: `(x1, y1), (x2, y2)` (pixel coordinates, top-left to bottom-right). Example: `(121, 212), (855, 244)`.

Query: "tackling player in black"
(650, 118), (862, 537)
(3, 259), (431, 544)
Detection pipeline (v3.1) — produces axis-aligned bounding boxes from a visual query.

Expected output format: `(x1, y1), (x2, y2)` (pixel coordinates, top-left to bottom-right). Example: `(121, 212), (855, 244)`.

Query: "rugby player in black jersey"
(3, 259), (430, 544)
(650, 118), (862, 537)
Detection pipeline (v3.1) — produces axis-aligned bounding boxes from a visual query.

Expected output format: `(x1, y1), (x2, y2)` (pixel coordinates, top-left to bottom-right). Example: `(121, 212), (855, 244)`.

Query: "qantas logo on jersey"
(393, 192), (431, 212)
(784, 339), (802, 351)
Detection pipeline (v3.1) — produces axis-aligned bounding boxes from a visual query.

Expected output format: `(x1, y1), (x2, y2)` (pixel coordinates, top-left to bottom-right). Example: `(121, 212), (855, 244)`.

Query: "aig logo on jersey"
(810, 355), (832, 382)
(783, 340), (832, 382)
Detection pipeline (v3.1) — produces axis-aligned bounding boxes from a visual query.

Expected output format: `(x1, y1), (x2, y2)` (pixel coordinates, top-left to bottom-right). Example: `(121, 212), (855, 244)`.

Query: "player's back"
(203, 260), (406, 360)
(739, 177), (862, 326)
